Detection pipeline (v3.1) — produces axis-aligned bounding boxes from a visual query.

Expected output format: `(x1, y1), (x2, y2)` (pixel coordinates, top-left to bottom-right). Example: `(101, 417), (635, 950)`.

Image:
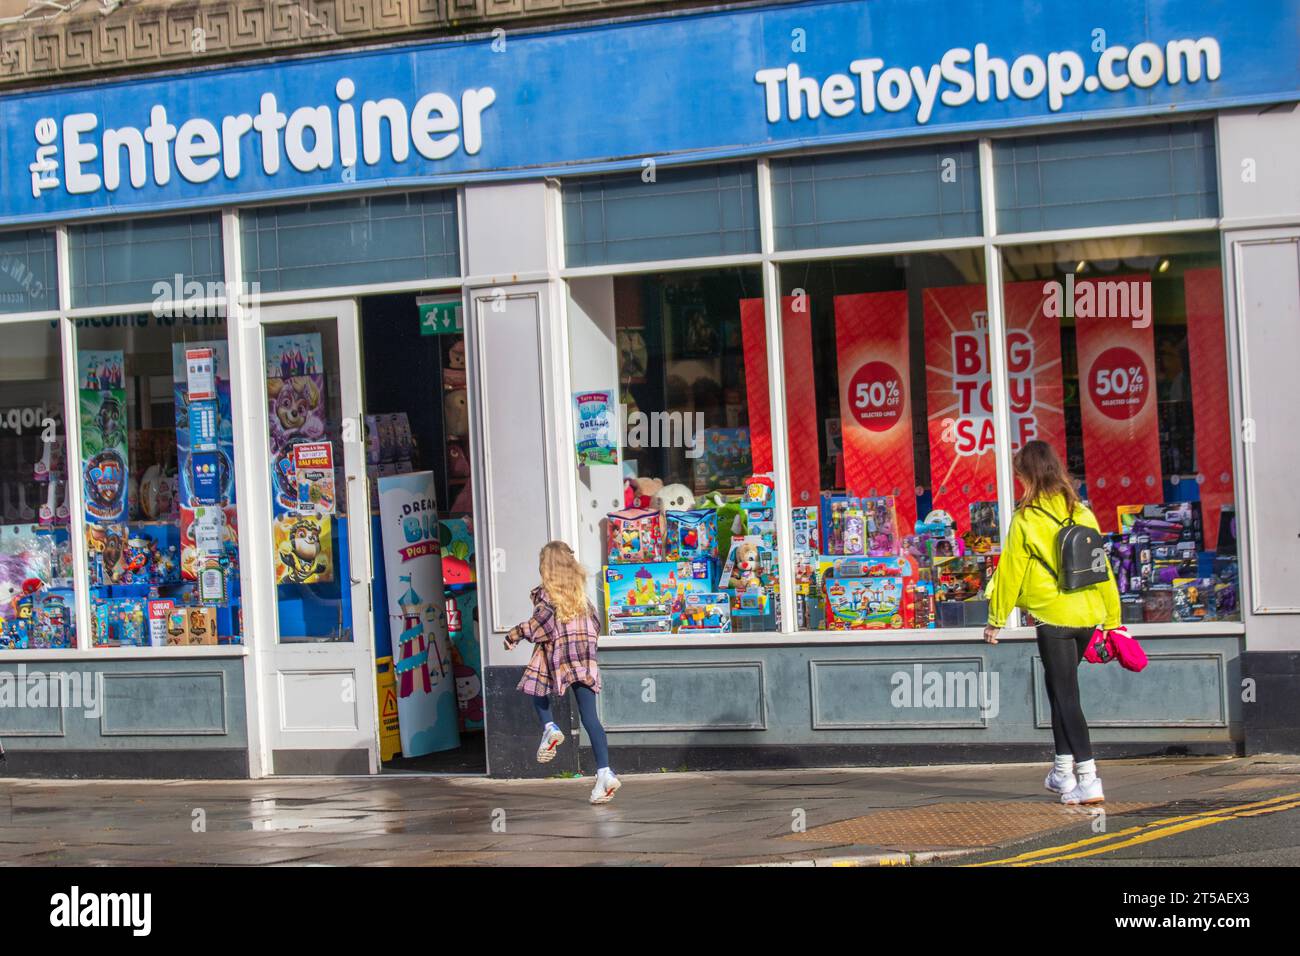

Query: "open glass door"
(251, 300), (378, 774)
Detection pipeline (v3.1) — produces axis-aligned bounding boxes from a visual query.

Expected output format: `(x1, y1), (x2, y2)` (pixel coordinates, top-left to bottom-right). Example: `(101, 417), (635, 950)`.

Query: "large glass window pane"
(240, 191), (459, 294)
(69, 214), (223, 309)
(0, 230), (58, 314)
(0, 321), (77, 649)
(265, 320), (355, 643)
(563, 164), (760, 268)
(1000, 233), (1239, 625)
(73, 313), (243, 647)
(568, 267), (781, 635)
(771, 142), (982, 250)
(993, 122), (1218, 233)
(778, 251), (1004, 632)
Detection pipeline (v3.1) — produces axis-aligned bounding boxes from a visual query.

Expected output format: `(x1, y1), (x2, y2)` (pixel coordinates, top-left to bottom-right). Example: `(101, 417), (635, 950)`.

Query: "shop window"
(0, 229), (58, 314)
(1000, 233), (1239, 625)
(993, 122), (1218, 234)
(69, 214), (223, 309)
(563, 163), (760, 268)
(0, 321), (76, 650)
(778, 251), (1005, 632)
(567, 267), (780, 635)
(770, 142), (982, 250)
(73, 313), (243, 647)
(240, 191), (459, 294)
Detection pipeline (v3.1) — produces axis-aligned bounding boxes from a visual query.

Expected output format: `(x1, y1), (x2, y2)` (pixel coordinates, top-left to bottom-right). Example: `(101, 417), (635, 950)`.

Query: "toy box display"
(677, 592), (732, 634)
(823, 575), (905, 629)
(693, 427), (752, 492)
(791, 506), (820, 554)
(603, 559), (716, 630)
(1119, 502), (1203, 549)
(91, 597), (147, 647)
(165, 606), (218, 645)
(664, 509), (718, 561)
(718, 535), (775, 616)
(0, 589), (73, 649)
(966, 501), (1001, 554)
(606, 507), (665, 564)
(1172, 577), (1216, 623)
(820, 494), (899, 558)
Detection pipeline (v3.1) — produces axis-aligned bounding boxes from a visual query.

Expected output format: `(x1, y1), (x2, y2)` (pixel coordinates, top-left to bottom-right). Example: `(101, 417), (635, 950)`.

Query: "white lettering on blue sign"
(36, 81), (496, 198)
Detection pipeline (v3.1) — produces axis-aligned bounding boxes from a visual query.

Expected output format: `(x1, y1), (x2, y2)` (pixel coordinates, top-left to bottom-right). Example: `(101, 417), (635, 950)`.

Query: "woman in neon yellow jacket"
(984, 440), (1122, 807)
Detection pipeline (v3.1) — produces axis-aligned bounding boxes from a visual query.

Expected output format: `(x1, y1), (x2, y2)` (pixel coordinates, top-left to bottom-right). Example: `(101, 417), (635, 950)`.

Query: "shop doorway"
(250, 300), (380, 775)
(359, 291), (486, 775)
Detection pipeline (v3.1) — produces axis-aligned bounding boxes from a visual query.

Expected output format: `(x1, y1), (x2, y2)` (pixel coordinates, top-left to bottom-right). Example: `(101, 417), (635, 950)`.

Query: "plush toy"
(444, 388), (469, 437)
(448, 441), (471, 478)
(444, 340), (467, 388)
(652, 482), (695, 512)
(731, 540), (762, 591)
(623, 476), (664, 509)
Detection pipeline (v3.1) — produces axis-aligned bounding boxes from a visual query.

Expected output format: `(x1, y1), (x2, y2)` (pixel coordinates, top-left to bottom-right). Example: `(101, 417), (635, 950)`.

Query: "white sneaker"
(1061, 777), (1105, 805)
(535, 724), (564, 763)
(1045, 767), (1077, 794)
(589, 769), (621, 804)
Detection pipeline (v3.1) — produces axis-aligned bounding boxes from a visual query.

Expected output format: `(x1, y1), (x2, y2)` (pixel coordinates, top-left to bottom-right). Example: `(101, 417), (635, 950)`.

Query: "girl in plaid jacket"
(506, 541), (620, 804)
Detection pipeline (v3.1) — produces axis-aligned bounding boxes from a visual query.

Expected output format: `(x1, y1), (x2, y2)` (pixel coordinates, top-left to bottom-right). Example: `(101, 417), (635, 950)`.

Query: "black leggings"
(1036, 624), (1094, 763)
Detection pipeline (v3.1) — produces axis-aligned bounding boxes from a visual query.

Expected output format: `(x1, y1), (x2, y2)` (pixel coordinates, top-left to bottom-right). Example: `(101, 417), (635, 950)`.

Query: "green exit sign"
(418, 300), (463, 335)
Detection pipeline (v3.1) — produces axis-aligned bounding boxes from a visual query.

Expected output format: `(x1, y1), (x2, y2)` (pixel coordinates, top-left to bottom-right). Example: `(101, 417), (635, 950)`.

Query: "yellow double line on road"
(968, 790), (1300, 867)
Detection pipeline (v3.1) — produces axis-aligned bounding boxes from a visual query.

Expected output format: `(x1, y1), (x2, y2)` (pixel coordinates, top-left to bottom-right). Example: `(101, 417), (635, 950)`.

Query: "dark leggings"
(533, 683), (610, 769)
(1036, 624), (1094, 763)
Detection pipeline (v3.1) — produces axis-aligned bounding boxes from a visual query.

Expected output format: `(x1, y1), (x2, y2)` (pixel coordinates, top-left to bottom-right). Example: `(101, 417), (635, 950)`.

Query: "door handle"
(347, 473), (365, 586)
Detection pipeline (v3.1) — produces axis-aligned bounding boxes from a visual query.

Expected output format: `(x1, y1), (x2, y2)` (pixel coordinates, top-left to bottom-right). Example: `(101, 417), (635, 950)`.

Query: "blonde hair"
(539, 541), (591, 623)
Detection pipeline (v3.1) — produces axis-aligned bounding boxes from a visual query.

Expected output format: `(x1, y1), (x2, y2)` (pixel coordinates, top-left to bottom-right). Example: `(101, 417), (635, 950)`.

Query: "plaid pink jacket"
(506, 587), (602, 698)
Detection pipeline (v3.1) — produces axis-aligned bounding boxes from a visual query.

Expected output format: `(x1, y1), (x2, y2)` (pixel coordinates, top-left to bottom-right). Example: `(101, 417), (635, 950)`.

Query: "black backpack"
(1026, 504), (1109, 593)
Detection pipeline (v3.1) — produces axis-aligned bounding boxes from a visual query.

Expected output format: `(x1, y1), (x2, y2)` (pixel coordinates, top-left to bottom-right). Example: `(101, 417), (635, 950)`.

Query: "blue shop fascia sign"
(5, 0), (1299, 226)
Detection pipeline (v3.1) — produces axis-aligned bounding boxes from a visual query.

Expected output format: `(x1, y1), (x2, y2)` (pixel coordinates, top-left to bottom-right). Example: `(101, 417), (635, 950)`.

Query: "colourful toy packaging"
(791, 506), (820, 554)
(742, 474), (775, 509)
(677, 592), (732, 634)
(862, 495), (899, 556)
(694, 428), (753, 492)
(606, 507), (665, 564)
(823, 575), (905, 629)
(91, 597), (147, 647)
(718, 536), (774, 616)
(1172, 577), (1215, 622)
(966, 501), (1001, 554)
(1119, 502), (1203, 548)
(603, 559), (716, 631)
(664, 509), (718, 561)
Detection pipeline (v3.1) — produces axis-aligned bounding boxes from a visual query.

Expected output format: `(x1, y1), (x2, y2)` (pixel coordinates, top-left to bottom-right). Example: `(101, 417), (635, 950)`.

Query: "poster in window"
(924, 283), (1067, 532)
(78, 350), (128, 525)
(834, 292), (917, 531)
(265, 333), (327, 516)
(1071, 277), (1163, 531)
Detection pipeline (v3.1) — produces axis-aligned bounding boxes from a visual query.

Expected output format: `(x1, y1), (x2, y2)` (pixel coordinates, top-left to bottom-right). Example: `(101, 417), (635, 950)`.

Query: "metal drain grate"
(786, 800), (1156, 849)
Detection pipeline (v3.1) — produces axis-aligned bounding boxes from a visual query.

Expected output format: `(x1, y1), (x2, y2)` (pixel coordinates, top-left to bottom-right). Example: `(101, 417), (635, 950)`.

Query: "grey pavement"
(1, 754), (1297, 866)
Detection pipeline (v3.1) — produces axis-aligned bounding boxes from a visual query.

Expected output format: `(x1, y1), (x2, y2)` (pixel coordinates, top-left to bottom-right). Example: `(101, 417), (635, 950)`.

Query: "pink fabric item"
(1083, 628), (1115, 664)
(1109, 626), (1149, 672)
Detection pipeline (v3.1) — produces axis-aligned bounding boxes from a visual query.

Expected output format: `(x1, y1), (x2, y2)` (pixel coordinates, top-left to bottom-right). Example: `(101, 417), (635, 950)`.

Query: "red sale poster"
(739, 297), (821, 506)
(1072, 277), (1163, 532)
(1184, 268), (1234, 548)
(738, 299), (773, 473)
(834, 292), (916, 530)
(924, 283), (1067, 531)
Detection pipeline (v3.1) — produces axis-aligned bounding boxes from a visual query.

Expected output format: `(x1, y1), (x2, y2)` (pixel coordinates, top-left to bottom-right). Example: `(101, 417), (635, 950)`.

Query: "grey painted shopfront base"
(507, 636), (1244, 777)
(0, 658), (248, 779)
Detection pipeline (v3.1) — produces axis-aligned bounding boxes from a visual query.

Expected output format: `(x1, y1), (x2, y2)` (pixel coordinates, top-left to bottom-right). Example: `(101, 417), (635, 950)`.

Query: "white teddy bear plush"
(652, 482), (696, 512)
